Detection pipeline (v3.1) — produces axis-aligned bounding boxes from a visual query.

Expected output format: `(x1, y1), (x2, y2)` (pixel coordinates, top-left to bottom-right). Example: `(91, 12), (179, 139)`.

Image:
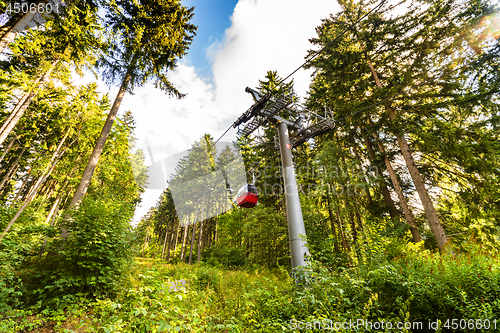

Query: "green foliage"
(3, 241), (500, 332)
(0, 201), (54, 304)
(209, 204), (289, 268)
(23, 194), (135, 310)
(100, 0), (197, 96)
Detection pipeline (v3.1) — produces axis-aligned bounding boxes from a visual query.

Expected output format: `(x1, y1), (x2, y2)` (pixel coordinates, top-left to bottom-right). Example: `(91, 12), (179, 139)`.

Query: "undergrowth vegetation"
(2, 239), (499, 332)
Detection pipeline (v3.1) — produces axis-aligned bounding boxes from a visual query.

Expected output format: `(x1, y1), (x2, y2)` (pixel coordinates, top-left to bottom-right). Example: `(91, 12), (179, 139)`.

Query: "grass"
(4, 242), (500, 332)
(3, 258), (291, 332)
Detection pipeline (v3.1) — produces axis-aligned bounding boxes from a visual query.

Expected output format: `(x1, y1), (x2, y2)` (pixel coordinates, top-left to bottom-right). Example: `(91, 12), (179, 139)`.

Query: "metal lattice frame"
(234, 87), (335, 146)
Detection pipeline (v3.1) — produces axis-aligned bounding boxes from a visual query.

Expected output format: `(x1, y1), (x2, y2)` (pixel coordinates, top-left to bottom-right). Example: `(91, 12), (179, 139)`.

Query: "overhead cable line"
(216, 0), (494, 174)
(213, 0), (388, 145)
(276, 0), (387, 87)
(240, 50), (494, 176)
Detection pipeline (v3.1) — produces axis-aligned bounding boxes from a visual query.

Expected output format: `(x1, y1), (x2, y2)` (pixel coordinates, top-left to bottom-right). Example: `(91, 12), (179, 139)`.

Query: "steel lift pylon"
(233, 87), (335, 269)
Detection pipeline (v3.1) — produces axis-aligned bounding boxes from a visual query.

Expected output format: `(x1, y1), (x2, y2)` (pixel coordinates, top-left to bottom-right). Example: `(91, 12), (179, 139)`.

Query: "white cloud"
(212, 0), (340, 123)
(122, 64), (220, 162)
(77, 0), (341, 224)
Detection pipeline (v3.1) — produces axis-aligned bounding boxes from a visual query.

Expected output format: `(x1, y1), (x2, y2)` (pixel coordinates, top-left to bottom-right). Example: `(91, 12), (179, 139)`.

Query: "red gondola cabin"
(236, 184), (258, 208)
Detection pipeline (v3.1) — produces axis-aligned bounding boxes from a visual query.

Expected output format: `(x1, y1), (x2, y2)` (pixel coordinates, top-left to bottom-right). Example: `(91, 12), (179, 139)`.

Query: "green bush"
(25, 195), (135, 309)
(248, 241), (500, 332)
(206, 245), (247, 268)
(0, 204), (47, 314)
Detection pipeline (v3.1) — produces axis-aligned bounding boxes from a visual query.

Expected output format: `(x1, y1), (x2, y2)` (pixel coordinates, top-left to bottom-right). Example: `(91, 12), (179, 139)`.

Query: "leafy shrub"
(25, 194), (135, 309)
(0, 204), (47, 314)
(248, 241), (500, 332)
(206, 245), (247, 268)
(195, 265), (221, 291)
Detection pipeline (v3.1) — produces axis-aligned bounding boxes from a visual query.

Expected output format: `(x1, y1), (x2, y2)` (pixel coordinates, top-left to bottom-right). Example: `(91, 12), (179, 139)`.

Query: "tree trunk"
(43, 161), (79, 224)
(36, 179), (56, 211)
(142, 234), (149, 257)
(188, 223), (197, 265)
(325, 185), (340, 252)
(0, 4), (41, 54)
(45, 191), (62, 224)
(0, 58), (59, 146)
(26, 128), (70, 200)
(0, 146), (26, 190)
(338, 149), (361, 259)
(361, 128), (400, 220)
(197, 197), (206, 262)
(0, 136), (16, 165)
(0, 147), (64, 242)
(180, 218), (189, 260)
(161, 229), (168, 260)
(367, 60), (446, 250)
(214, 219), (218, 244)
(188, 205), (199, 264)
(351, 143), (373, 204)
(66, 51), (140, 218)
(0, 127), (74, 242)
(329, 180), (350, 252)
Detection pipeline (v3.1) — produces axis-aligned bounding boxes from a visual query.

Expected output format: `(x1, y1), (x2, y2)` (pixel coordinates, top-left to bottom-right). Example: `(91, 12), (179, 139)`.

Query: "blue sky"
(183, 0), (239, 80)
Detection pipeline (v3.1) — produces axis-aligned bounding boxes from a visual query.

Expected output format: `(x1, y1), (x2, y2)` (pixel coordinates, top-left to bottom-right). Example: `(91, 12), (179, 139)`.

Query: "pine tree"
(66, 0), (196, 220)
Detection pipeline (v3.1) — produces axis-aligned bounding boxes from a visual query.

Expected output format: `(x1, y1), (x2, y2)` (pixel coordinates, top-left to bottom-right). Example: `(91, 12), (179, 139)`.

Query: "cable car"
(235, 183), (258, 208)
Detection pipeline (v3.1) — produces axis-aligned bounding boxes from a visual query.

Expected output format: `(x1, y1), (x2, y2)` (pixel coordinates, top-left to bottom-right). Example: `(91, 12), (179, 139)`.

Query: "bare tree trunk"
(340, 158), (361, 260)
(66, 52), (140, 220)
(325, 185), (340, 252)
(214, 219), (218, 244)
(0, 146), (26, 190)
(0, 59), (59, 146)
(0, 6), (40, 54)
(361, 128), (400, 220)
(39, 179), (55, 201)
(24, 173), (44, 205)
(45, 192), (62, 224)
(0, 137), (16, 165)
(180, 217), (189, 260)
(197, 197), (206, 262)
(367, 60), (444, 249)
(189, 205), (199, 264)
(154, 230), (161, 258)
(166, 220), (176, 261)
(13, 169), (31, 202)
(370, 121), (422, 243)
(0, 127), (74, 242)
(36, 179), (56, 211)
(0, 150), (62, 241)
(26, 129), (70, 201)
(206, 219), (213, 248)
(161, 228), (168, 260)
(42, 160), (80, 223)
